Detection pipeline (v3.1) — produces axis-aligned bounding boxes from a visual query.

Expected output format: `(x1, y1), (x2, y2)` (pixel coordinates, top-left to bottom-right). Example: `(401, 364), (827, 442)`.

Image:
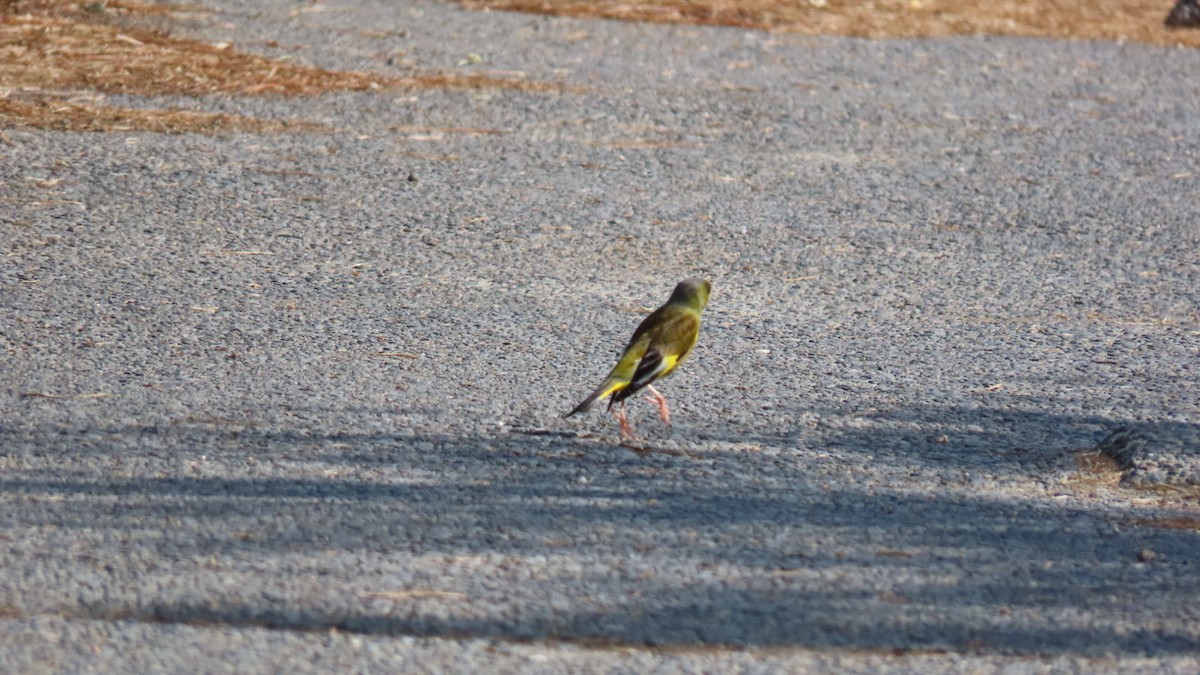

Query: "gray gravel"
(3, 0), (1200, 671)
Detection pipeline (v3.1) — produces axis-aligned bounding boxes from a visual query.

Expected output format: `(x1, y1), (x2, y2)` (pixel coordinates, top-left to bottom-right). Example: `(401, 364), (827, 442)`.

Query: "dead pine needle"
(20, 391), (112, 400)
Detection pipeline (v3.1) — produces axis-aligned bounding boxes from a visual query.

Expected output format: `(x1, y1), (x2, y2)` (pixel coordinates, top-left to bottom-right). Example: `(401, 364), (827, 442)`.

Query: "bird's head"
(671, 277), (712, 311)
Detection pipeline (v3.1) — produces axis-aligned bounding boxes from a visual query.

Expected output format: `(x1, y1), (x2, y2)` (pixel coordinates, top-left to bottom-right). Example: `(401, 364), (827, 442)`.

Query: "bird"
(564, 277), (711, 441)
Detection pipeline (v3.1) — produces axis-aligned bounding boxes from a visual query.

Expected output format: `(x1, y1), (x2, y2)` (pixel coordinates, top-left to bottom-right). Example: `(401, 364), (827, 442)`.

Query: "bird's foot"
(616, 407), (638, 442)
(645, 385), (671, 426)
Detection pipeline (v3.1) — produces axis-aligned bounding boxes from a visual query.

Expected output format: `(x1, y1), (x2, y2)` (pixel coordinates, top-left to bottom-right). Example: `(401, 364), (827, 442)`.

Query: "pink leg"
(615, 402), (638, 441)
(645, 385), (670, 426)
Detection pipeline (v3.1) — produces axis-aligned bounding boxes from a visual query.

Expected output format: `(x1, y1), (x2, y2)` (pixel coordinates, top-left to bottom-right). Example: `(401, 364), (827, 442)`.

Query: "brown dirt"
(0, 96), (316, 133)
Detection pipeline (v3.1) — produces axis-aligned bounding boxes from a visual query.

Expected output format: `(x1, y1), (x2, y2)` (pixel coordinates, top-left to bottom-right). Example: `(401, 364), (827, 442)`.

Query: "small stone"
(1137, 548), (1157, 563)
(1166, 0), (1200, 27)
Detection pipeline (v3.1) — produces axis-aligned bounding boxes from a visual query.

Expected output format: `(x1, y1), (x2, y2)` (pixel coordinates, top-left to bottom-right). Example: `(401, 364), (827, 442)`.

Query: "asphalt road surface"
(3, 0), (1199, 671)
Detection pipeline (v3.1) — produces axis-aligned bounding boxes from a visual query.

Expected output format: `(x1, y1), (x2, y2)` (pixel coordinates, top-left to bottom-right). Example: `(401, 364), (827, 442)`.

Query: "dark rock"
(1165, 0), (1200, 28)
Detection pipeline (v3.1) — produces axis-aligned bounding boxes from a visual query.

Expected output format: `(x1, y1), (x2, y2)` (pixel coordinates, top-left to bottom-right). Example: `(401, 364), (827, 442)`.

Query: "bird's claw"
(645, 385), (671, 427)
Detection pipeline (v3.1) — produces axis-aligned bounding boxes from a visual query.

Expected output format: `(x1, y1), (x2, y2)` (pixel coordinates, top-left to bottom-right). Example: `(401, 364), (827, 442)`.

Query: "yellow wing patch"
(599, 380), (629, 400)
(657, 354), (680, 379)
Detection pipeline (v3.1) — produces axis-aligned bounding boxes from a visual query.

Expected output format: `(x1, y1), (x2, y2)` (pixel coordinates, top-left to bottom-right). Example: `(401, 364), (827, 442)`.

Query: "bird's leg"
(615, 401), (638, 441)
(645, 385), (670, 426)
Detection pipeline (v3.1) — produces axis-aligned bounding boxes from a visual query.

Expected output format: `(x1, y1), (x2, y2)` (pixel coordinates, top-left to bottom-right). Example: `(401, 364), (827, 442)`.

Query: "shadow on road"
(1, 408), (1197, 656)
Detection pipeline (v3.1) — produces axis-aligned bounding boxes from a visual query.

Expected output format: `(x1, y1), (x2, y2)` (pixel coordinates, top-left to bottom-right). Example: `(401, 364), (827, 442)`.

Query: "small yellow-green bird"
(564, 277), (712, 440)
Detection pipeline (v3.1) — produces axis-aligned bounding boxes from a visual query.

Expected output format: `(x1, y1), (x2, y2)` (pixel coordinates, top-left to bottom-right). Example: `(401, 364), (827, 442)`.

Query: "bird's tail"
(563, 378), (626, 418)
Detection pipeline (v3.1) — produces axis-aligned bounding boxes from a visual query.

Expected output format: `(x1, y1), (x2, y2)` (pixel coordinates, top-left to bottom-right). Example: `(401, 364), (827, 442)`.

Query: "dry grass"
(0, 7), (388, 97)
(465, 0), (1200, 48)
(0, 0), (561, 133)
(1068, 451), (1200, 509)
(1065, 451), (1126, 497)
